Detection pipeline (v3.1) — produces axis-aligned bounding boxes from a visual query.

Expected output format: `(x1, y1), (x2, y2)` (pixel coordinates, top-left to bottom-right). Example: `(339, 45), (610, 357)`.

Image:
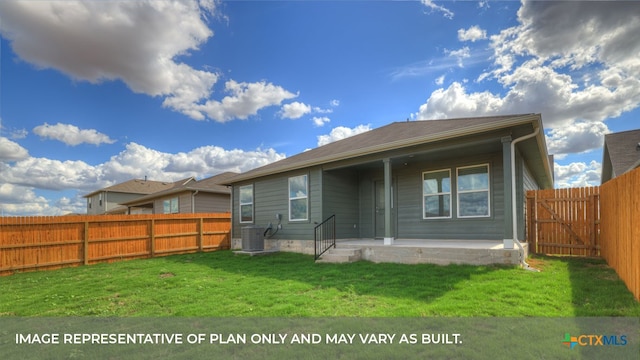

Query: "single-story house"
(225, 114), (554, 263)
(120, 172), (236, 214)
(84, 178), (186, 215)
(601, 129), (640, 184)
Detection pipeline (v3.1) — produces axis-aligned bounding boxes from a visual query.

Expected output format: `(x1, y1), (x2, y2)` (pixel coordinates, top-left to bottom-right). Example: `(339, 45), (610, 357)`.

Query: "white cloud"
(11, 129), (28, 140)
(446, 47), (470, 68)
(0, 157), (102, 191)
(280, 101), (335, 120)
(0, 142), (285, 192)
(546, 122), (610, 156)
(33, 122), (116, 146)
(458, 26), (487, 42)
(0, 183), (52, 215)
(415, 1), (640, 156)
(554, 160), (602, 188)
(317, 124), (372, 147)
(0, 1), (296, 123)
(329, 99), (340, 107)
(280, 102), (312, 119)
(435, 75), (445, 85)
(194, 80), (297, 122)
(0, 137), (30, 161)
(0, 140), (286, 215)
(312, 117), (331, 127)
(416, 82), (503, 120)
(420, 0), (454, 19)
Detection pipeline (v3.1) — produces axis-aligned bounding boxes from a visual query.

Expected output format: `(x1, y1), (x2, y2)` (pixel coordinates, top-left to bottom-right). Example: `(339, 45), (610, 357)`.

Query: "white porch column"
(383, 158), (394, 245)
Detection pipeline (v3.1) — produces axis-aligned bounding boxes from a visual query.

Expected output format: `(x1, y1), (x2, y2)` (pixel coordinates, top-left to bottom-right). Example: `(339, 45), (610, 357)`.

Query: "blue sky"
(1, 0), (639, 215)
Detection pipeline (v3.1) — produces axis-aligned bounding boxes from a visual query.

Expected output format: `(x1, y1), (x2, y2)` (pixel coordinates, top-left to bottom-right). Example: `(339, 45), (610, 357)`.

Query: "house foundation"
(231, 238), (526, 265)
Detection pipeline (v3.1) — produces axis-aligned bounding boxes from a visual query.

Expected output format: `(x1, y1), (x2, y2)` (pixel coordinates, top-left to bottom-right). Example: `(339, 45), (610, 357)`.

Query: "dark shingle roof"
(603, 129), (640, 180)
(119, 172), (236, 206)
(84, 178), (184, 197)
(226, 114), (545, 183)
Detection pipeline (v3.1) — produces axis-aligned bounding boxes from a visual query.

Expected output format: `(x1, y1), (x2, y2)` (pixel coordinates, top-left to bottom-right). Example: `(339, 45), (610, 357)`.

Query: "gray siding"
(322, 168), (360, 238)
(393, 152), (504, 240)
(87, 192), (142, 214)
(232, 167), (322, 241)
(194, 193), (230, 213)
(518, 152), (540, 240)
(232, 149), (515, 242)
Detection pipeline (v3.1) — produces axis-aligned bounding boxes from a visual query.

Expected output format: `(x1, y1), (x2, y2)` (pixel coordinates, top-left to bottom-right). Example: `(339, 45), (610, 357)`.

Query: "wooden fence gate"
(526, 187), (600, 256)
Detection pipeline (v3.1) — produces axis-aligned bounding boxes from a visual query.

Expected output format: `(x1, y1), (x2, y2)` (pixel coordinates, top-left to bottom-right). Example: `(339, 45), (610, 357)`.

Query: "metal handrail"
(314, 215), (336, 260)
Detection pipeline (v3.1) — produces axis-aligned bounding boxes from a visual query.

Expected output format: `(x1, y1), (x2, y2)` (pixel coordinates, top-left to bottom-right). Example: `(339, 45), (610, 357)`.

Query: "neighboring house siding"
(87, 192), (143, 214)
(153, 194), (186, 214)
(195, 193), (230, 213)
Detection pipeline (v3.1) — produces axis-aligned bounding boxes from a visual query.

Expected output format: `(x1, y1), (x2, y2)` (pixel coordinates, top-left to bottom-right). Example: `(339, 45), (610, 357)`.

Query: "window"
(457, 164), (490, 217)
(289, 175), (308, 221)
(163, 197), (179, 214)
(239, 185), (254, 223)
(423, 169), (451, 219)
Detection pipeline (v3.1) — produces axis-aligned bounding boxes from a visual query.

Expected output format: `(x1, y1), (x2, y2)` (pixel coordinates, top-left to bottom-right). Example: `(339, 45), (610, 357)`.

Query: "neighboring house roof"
(120, 172), (236, 207)
(83, 178), (187, 198)
(601, 128), (640, 183)
(226, 113), (553, 188)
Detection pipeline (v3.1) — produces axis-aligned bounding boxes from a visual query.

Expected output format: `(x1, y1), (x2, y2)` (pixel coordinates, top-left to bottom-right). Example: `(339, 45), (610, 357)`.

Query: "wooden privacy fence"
(0, 213), (231, 275)
(600, 167), (640, 302)
(526, 187), (600, 256)
(526, 168), (640, 301)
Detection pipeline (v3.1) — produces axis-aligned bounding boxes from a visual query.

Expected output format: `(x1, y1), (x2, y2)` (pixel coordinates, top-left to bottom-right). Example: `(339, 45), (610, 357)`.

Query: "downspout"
(511, 126), (540, 271)
(191, 190), (199, 213)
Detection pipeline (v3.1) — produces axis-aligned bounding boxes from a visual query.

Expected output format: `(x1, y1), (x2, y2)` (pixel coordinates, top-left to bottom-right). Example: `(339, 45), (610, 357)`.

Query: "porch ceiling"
(323, 134), (504, 171)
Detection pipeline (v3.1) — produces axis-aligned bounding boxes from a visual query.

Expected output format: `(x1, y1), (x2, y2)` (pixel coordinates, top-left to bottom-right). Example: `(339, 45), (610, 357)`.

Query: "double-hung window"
(289, 175), (308, 221)
(422, 169), (451, 219)
(239, 185), (254, 223)
(457, 164), (490, 217)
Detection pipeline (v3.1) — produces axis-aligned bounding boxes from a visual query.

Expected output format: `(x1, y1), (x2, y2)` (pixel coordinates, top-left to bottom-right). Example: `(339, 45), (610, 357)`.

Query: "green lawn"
(1, 251), (638, 317)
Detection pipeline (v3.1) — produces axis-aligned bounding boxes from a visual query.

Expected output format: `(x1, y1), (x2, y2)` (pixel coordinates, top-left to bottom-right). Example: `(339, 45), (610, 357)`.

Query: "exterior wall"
(152, 192), (191, 214)
(518, 152), (541, 240)
(322, 168), (360, 238)
(231, 167), (323, 242)
(194, 193), (231, 213)
(86, 192), (142, 214)
(393, 151), (504, 240)
(231, 147), (533, 246)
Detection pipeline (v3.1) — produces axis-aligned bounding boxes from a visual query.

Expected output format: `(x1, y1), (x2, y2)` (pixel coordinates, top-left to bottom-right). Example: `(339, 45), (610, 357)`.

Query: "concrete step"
(316, 247), (362, 263)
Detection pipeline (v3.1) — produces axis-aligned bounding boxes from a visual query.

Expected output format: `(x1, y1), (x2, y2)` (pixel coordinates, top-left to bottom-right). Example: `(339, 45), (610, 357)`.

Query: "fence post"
(198, 217), (203, 252)
(83, 221), (89, 266)
(150, 219), (155, 258)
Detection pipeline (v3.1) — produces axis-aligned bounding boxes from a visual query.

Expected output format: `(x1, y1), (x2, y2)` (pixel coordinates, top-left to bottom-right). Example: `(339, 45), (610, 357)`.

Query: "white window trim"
(456, 164), (491, 218)
(422, 169), (452, 219)
(288, 175), (308, 221)
(239, 185), (254, 223)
